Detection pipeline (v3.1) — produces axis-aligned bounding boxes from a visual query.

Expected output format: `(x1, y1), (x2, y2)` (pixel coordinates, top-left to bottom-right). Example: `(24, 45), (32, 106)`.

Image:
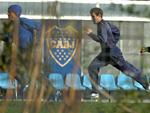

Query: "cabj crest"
(46, 25), (78, 67)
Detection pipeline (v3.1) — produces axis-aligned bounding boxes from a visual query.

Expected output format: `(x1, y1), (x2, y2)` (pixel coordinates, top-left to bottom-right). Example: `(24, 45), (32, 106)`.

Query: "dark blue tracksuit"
(147, 47), (150, 52)
(88, 19), (149, 93)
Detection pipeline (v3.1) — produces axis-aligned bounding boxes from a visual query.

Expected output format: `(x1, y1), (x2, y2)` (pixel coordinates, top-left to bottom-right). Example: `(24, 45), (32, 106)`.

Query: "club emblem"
(46, 25), (78, 67)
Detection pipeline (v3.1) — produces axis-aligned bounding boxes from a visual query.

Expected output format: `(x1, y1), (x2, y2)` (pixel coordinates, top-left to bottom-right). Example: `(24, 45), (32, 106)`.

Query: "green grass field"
(0, 100), (150, 113)
(0, 87), (150, 113)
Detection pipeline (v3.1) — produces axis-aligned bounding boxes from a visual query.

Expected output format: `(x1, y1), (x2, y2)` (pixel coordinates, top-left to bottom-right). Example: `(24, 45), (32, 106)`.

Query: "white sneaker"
(84, 93), (99, 99)
(148, 85), (150, 90)
(91, 93), (99, 98)
(146, 85), (150, 92)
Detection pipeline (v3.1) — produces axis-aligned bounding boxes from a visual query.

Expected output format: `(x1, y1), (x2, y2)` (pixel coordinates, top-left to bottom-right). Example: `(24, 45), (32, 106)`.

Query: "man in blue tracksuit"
(6, 4), (42, 94)
(84, 7), (149, 98)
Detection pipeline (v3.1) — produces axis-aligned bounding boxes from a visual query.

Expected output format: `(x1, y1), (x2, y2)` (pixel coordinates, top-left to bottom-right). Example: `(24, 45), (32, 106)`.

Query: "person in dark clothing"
(84, 7), (150, 98)
(141, 47), (150, 53)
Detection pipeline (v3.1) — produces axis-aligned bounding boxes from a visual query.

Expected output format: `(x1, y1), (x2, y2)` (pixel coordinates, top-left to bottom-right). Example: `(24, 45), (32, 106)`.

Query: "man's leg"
(122, 61), (148, 90)
(88, 54), (108, 95)
(111, 57), (149, 90)
(16, 48), (33, 95)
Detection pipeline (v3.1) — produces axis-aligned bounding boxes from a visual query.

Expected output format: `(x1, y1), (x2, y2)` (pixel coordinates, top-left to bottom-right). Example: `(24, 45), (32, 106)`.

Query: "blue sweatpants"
(88, 51), (149, 93)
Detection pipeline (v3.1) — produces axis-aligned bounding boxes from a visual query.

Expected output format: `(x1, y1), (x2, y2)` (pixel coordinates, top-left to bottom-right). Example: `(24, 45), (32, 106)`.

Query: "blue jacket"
(88, 19), (120, 48)
(88, 19), (122, 57)
(19, 18), (41, 49)
(2, 18), (42, 50)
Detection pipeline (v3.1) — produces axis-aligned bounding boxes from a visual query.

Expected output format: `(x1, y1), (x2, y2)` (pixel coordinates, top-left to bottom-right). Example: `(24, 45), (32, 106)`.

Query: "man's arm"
(0, 33), (12, 42)
(22, 18), (42, 41)
(84, 26), (106, 42)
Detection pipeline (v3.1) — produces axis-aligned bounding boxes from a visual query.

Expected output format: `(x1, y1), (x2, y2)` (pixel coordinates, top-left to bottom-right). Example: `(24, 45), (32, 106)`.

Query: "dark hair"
(90, 7), (103, 18)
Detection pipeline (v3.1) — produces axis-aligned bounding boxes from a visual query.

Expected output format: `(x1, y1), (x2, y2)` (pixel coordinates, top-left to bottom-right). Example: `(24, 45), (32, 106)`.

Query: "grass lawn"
(0, 101), (150, 113)
(0, 88), (150, 113)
